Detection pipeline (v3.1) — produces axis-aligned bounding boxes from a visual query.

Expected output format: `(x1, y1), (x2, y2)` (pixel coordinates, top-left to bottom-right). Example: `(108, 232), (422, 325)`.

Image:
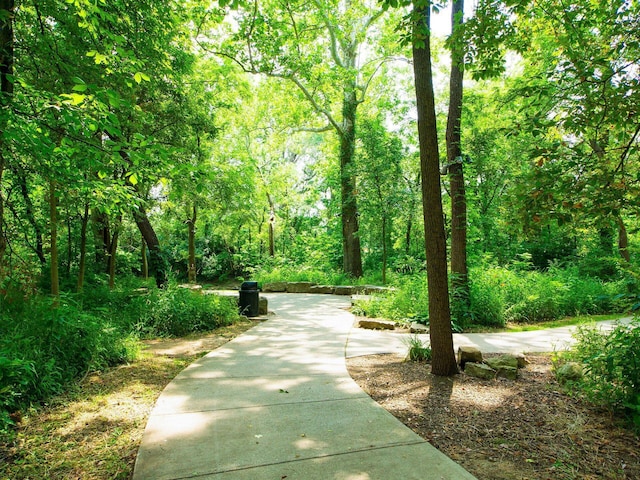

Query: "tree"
(0, 0), (14, 273)
(205, 0), (399, 277)
(411, 0), (458, 376)
(507, 0), (640, 264)
(446, 0), (469, 319)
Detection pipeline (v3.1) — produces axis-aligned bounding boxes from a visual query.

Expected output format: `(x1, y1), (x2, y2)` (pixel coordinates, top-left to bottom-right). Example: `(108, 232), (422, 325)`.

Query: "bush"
(0, 279), (240, 434)
(136, 285), (239, 337)
(352, 275), (429, 322)
(562, 320), (640, 428)
(0, 296), (139, 433)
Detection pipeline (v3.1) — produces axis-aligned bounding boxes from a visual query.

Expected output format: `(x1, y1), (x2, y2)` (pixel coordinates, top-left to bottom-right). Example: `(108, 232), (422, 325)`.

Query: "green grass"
(502, 313), (629, 332)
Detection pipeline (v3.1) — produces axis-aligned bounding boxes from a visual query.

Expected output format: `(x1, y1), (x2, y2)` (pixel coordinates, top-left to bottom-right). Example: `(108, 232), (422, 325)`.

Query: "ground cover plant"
(0, 320), (257, 480)
(0, 279), (239, 435)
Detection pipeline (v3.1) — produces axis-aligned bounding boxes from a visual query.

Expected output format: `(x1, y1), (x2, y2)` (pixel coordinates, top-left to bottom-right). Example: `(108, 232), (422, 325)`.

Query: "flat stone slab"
(410, 322), (429, 334)
(262, 282), (287, 292)
(333, 285), (355, 295)
(356, 318), (396, 330)
(309, 285), (335, 294)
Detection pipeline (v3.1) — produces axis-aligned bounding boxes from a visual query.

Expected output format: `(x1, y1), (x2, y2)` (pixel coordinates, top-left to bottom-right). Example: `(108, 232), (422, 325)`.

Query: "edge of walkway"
(133, 293), (477, 480)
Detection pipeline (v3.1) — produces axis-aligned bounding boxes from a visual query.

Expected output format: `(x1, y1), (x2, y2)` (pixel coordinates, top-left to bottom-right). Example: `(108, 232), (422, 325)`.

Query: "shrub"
(466, 269), (506, 327)
(136, 285), (239, 337)
(563, 319), (640, 428)
(0, 296), (139, 434)
(352, 275), (428, 322)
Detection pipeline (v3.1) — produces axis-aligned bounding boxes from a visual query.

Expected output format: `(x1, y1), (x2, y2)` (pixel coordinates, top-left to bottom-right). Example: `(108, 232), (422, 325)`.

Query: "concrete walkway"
(133, 293), (476, 480)
(346, 316), (633, 358)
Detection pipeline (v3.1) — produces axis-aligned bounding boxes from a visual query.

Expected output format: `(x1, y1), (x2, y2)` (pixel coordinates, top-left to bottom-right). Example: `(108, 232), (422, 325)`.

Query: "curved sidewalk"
(133, 293), (476, 480)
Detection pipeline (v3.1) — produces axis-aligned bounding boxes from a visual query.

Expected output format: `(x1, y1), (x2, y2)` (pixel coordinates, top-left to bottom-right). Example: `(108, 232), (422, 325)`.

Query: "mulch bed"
(347, 353), (640, 480)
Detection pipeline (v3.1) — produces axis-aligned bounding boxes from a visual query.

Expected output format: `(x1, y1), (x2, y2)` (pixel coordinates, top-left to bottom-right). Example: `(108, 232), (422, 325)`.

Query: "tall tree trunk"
(405, 214), (413, 255)
(188, 204), (197, 283)
(268, 212), (275, 257)
(0, 0), (15, 271)
(49, 180), (59, 301)
(412, 0), (457, 377)
(66, 204), (72, 275)
(77, 203), (89, 292)
(616, 216), (630, 263)
(446, 0), (469, 320)
(340, 86), (363, 278)
(266, 193), (275, 257)
(92, 210), (110, 268)
(134, 205), (167, 288)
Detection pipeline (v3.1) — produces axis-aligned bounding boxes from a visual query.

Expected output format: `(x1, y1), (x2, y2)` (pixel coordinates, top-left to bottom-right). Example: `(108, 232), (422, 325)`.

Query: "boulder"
(286, 282), (316, 293)
(334, 285), (356, 296)
(464, 362), (496, 380)
(556, 362), (583, 384)
(310, 285), (335, 294)
(258, 297), (268, 315)
(485, 355), (519, 371)
(262, 282), (287, 292)
(513, 352), (529, 369)
(357, 318), (396, 330)
(410, 322), (429, 334)
(457, 346), (483, 368)
(496, 366), (518, 380)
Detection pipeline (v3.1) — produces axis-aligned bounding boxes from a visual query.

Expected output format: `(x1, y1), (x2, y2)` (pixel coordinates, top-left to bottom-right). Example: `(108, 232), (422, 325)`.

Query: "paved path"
(346, 315), (633, 358)
(133, 293), (476, 480)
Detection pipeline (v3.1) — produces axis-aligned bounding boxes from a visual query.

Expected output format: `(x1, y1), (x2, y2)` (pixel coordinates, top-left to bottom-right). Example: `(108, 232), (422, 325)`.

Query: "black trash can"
(239, 281), (259, 317)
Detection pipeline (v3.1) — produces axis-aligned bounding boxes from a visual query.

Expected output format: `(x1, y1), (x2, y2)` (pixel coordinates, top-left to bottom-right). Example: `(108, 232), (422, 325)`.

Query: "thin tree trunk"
(412, 0), (457, 376)
(188, 204), (197, 283)
(268, 214), (275, 257)
(141, 236), (148, 280)
(16, 169), (46, 264)
(134, 205), (167, 288)
(0, 0), (15, 271)
(340, 86), (363, 278)
(66, 204), (72, 275)
(107, 216), (121, 290)
(77, 203), (89, 292)
(49, 180), (59, 301)
(266, 193), (275, 257)
(405, 214), (413, 255)
(446, 0), (469, 318)
(382, 216), (387, 284)
(92, 210), (110, 268)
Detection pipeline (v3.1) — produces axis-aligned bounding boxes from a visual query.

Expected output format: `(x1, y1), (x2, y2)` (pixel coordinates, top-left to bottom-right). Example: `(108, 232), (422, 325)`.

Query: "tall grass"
(0, 279), (240, 434)
(353, 265), (632, 329)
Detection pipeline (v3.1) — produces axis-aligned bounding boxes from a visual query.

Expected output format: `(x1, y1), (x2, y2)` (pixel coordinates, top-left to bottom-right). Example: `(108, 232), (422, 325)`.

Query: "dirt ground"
(347, 353), (640, 480)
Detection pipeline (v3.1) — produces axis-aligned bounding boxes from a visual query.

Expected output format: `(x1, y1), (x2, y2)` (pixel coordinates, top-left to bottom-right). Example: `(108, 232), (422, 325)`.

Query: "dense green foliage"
(353, 263), (630, 329)
(1, 0), (640, 431)
(560, 320), (640, 429)
(0, 281), (238, 433)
